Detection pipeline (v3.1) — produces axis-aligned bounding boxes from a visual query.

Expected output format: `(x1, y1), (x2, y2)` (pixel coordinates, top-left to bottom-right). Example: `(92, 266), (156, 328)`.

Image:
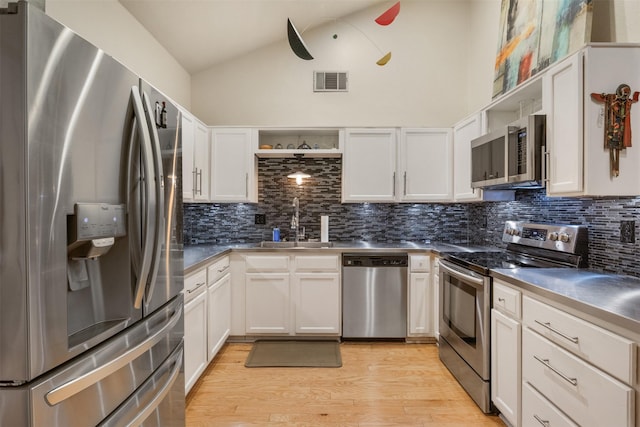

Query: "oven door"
(439, 260), (491, 380)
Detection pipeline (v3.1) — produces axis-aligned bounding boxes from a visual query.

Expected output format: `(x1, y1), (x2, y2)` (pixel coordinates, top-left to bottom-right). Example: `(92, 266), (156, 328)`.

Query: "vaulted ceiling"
(119, 0), (391, 74)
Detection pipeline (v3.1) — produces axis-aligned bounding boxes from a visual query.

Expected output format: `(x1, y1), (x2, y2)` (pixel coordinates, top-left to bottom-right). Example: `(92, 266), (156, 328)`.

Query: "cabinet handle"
(543, 150), (550, 183)
(217, 265), (230, 273)
(533, 355), (578, 386)
(533, 414), (550, 427)
(497, 297), (505, 302)
(534, 319), (579, 343)
(392, 172), (396, 197)
(187, 281), (206, 293)
(192, 168), (197, 195)
(198, 169), (203, 195)
(245, 173), (249, 198)
(403, 171), (407, 196)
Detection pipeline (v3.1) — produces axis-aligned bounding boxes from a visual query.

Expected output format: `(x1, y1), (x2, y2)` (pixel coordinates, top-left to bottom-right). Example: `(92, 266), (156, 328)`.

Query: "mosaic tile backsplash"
(184, 157), (640, 277)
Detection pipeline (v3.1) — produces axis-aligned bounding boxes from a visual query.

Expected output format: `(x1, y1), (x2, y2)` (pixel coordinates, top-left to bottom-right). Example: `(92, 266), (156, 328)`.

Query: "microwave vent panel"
(314, 71), (348, 92)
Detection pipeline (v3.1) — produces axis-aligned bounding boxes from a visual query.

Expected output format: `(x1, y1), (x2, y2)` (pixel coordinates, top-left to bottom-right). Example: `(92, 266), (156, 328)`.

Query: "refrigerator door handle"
(45, 302), (183, 406)
(128, 87), (156, 310)
(141, 91), (165, 305)
(98, 344), (184, 427)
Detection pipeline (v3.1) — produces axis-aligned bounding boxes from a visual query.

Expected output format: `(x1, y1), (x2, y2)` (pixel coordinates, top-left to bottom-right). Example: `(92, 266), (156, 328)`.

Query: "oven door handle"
(439, 260), (485, 288)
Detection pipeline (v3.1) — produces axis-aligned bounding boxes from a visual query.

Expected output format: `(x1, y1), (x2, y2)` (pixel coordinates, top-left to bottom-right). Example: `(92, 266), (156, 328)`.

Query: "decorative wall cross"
(591, 84), (639, 177)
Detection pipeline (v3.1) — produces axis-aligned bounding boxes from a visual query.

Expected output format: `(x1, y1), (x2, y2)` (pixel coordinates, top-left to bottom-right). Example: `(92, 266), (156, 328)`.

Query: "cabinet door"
(491, 308), (521, 427)
(245, 273), (290, 334)
(193, 120), (210, 201)
(522, 328), (633, 427)
(207, 273), (231, 361)
(342, 128), (397, 202)
(181, 112), (195, 200)
(431, 257), (440, 340)
(210, 128), (256, 202)
(399, 128), (453, 202)
(184, 289), (207, 394)
(293, 273), (341, 334)
(544, 53), (584, 195)
(453, 114), (483, 202)
(408, 272), (433, 336)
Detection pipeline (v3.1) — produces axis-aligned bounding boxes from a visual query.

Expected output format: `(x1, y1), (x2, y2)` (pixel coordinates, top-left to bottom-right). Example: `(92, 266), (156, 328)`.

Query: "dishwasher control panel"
(343, 254), (408, 267)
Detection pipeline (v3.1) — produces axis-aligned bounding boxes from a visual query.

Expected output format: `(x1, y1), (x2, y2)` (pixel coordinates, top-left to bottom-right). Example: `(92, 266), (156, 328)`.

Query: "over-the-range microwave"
(470, 114), (546, 189)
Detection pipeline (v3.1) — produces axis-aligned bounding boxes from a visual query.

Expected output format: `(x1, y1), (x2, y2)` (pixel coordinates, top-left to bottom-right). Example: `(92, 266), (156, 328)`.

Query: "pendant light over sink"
(287, 170), (311, 186)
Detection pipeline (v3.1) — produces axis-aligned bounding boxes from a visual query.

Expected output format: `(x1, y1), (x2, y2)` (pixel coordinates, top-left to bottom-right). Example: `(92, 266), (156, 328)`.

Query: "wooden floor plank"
(186, 342), (505, 427)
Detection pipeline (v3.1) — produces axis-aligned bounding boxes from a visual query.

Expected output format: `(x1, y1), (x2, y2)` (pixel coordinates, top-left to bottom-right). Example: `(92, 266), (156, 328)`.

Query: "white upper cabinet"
(342, 128), (397, 203)
(343, 127), (454, 203)
(181, 111), (195, 200)
(399, 128), (453, 202)
(193, 120), (210, 201)
(210, 128), (257, 203)
(543, 45), (640, 196)
(181, 111), (209, 202)
(452, 113), (484, 202)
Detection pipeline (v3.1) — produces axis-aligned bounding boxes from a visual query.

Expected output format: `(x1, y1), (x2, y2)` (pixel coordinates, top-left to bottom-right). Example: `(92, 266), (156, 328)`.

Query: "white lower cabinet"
(491, 308), (521, 427)
(245, 273), (291, 334)
(492, 281), (637, 427)
(522, 327), (634, 427)
(207, 272), (231, 361)
(408, 254), (433, 337)
(521, 382), (578, 427)
(293, 272), (341, 334)
(244, 253), (341, 336)
(491, 280), (522, 427)
(184, 277), (207, 394)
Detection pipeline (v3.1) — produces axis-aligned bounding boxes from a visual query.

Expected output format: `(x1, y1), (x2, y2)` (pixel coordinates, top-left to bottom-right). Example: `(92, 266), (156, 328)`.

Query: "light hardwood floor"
(186, 342), (506, 426)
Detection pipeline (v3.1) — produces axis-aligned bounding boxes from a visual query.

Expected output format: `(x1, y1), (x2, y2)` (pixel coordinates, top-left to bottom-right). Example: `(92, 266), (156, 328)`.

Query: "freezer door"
(0, 2), (143, 382)
(7, 295), (185, 427)
(138, 81), (184, 316)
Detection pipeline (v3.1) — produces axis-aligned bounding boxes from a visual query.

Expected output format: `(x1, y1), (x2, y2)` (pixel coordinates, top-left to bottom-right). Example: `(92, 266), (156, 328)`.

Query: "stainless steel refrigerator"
(0, 2), (185, 425)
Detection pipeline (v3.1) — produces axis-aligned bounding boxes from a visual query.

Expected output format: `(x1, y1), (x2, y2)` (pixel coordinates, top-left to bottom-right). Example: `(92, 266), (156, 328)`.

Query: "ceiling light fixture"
(287, 170), (311, 185)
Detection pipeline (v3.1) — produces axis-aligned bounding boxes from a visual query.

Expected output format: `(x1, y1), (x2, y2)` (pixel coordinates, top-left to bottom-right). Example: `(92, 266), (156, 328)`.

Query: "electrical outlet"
(620, 220), (635, 243)
(254, 214), (266, 225)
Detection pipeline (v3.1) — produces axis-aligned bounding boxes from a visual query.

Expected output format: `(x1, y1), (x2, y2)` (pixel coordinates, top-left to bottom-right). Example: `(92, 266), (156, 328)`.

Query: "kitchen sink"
(259, 241), (334, 248)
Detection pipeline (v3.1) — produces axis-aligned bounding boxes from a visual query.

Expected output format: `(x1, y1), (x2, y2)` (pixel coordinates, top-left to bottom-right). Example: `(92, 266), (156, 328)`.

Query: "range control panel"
(502, 221), (588, 254)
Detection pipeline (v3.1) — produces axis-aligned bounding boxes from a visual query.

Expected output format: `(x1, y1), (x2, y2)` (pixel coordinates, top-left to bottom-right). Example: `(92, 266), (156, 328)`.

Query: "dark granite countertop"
(491, 268), (640, 334)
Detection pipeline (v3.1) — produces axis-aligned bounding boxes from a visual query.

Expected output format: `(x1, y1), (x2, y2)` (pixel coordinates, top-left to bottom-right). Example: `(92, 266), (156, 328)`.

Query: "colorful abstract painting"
(493, 0), (593, 98)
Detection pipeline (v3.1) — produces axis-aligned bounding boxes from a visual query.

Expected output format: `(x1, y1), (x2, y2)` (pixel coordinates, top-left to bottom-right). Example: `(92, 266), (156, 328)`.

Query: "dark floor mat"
(244, 340), (342, 368)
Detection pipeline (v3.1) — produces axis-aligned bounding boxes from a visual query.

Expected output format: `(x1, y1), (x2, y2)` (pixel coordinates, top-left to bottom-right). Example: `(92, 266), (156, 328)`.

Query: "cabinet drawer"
(409, 255), (430, 272)
(493, 280), (521, 319)
(294, 255), (339, 272)
(523, 296), (635, 384)
(522, 328), (634, 427)
(184, 269), (207, 300)
(245, 255), (290, 272)
(522, 382), (578, 427)
(208, 255), (230, 283)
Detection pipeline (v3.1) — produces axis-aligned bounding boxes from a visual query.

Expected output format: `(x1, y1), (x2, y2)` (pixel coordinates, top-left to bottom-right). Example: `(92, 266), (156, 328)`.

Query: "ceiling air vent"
(314, 71), (348, 92)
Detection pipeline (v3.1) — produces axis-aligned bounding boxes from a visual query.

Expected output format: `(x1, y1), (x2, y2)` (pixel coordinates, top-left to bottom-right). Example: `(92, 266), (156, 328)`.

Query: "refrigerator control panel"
(68, 203), (127, 242)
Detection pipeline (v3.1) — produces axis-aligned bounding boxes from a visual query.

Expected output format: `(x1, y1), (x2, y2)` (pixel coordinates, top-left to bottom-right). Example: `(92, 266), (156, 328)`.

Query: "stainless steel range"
(438, 221), (588, 413)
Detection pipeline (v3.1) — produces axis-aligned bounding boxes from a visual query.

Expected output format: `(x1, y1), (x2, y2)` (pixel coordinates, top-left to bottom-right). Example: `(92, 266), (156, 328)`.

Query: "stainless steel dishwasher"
(342, 253), (408, 339)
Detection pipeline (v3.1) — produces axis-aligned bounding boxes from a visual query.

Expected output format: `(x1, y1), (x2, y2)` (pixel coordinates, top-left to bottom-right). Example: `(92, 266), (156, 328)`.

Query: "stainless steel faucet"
(291, 197), (301, 243)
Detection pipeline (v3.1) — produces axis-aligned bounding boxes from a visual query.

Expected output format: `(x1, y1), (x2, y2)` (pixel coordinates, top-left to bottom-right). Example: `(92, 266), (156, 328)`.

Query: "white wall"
(192, 0), (640, 128)
(46, 0), (191, 109)
(192, 0), (472, 127)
